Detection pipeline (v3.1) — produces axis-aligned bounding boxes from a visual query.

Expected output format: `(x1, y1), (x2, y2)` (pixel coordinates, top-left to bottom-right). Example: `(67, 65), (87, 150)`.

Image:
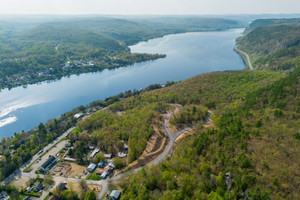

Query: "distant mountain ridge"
(244, 18), (300, 33)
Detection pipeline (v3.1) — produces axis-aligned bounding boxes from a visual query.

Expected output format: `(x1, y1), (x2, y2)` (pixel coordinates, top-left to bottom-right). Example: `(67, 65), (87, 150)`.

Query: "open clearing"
(51, 162), (87, 179)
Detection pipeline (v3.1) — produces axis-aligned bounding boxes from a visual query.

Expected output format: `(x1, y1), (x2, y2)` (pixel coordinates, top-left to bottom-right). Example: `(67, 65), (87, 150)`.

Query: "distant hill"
(42, 17), (244, 45)
(0, 16), (244, 89)
(237, 23), (300, 71)
(18, 24), (127, 51)
(244, 18), (300, 33)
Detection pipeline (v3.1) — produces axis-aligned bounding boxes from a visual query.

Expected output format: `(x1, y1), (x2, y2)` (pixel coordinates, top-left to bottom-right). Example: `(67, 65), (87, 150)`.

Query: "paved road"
(30, 140), (69, 172)
(1, 126), (75, 186)
(22, 172), (104, 200)
(235, 45), (253, 70)
(99, 106), (213, 199)
(25, 126), (76, 172)
(6, 107), (212, 199)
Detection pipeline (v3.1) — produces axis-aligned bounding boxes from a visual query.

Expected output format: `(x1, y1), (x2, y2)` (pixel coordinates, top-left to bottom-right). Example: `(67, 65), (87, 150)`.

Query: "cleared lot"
(51, 162), (87, 179)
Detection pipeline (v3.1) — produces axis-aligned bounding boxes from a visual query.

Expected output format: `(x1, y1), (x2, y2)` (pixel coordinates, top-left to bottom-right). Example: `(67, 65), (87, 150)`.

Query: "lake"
(0, 29), (245, 138)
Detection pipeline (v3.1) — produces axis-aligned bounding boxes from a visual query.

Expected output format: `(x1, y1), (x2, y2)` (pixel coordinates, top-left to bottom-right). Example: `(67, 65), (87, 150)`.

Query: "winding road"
(235, 45), (253, 70)
(98, 105), (213, 199)
(6, 106), (212, 200)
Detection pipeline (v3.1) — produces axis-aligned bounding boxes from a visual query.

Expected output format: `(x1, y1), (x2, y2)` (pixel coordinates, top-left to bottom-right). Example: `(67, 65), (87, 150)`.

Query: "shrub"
(113, 158), (126, 169)
(255, 119), (262, 127)
(240, 158), (251, 169)
(273, 109), (283, 117)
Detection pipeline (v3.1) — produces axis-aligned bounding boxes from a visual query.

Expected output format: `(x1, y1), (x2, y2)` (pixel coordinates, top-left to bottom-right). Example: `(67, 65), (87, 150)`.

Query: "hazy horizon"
(1, 0), (300, 16)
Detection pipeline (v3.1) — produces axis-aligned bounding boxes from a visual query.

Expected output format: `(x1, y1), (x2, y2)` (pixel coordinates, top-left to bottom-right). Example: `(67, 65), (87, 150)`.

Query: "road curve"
(100, 106), (213, 199)
(235, 45), (253, 70)
(5, 107), (212, 200)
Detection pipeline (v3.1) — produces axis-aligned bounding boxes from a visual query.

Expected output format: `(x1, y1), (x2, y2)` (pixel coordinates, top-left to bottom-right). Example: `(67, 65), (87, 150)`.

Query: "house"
(0, 191), (10, 200)
(89, 148), (100, 159)
(89, 146), (94, 150)
(108, 163), (115, 169)
(74, 113), (84, 119)
(57, 183), (67, 191)
(117, 152), (127, 158)
(39, 156), (56, 172)
(98, 161), (105, 168)
(95, 168), (106, 175)
(109, 190), (121, 200)
(26, 187), (32, 193)
(101, 171), (108, 179)
(96, 166), (113, 175)
(87, 163), (97, 172)
(104, 154), (112, 159)
(33, 183), (44, 192)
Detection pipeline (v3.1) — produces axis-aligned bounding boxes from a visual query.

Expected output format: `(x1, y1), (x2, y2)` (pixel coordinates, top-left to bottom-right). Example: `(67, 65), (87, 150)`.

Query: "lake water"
(0, 29), (245, 138)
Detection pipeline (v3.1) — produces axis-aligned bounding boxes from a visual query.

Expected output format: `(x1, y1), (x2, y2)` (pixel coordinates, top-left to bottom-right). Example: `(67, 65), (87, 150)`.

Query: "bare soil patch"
(51, 162), (86, 178)
(115, 125), (167, 175)
(175, 119), (215, 143)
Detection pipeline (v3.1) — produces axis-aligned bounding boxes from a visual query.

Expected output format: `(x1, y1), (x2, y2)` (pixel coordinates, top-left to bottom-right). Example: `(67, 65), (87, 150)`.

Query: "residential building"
(87, 163), (97, 172)
(98, 161), (105, 168)
(109, 190), (121, 200)
(104, 154), (112, 159)
(0, 191), (10, 200)
(89, 148), (100, 159)
(74, 113), (84, 119)
(38, 156), (56, 172)
(33, 183), (44, 192)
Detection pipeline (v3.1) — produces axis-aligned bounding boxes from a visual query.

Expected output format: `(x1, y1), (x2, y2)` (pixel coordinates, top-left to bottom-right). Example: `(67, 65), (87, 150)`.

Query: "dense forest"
(116, 59), (300, 200)
(237, 18), (300, 71)
(109, 20), (299, 199)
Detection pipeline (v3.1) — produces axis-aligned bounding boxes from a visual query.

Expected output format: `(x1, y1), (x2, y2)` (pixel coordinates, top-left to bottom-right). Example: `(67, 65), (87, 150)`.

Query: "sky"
(0, 0), (300, 15)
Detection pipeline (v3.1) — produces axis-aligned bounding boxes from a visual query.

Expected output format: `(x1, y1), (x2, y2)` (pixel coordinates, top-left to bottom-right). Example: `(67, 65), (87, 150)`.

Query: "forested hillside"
(237, 21), (300, 71)
(244, 18), (300, 33)
(110, 18), (300, 200)
(0, 16), (243, 90)
(116, 63), (300, 200)
(45, 17), (243, 45)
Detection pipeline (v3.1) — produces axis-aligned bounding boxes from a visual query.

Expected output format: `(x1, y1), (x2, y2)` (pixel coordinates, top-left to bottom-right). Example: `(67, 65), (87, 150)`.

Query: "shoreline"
(0, 28), (244, 138)
(234, 45), (253, 70)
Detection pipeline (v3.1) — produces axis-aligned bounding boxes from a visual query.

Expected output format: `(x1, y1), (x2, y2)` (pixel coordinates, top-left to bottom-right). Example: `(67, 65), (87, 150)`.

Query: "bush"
(255, 119), (262, 127)
(273, 109), (283, 117)
(113, 158), (126, 169)
(240, 158), (251, 169)
(86, 173), (101, 181)
(292, 133), (300, 140)
(86, 191), (96, 200)
(272, 178), (278, 186)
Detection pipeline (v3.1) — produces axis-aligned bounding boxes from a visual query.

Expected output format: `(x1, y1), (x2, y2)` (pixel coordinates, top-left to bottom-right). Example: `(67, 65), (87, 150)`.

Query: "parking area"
(29, 140), (69, 172)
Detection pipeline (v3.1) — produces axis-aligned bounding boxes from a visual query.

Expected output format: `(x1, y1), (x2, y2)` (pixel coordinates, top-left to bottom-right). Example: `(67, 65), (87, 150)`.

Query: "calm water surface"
(0, 29), (245, 138)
